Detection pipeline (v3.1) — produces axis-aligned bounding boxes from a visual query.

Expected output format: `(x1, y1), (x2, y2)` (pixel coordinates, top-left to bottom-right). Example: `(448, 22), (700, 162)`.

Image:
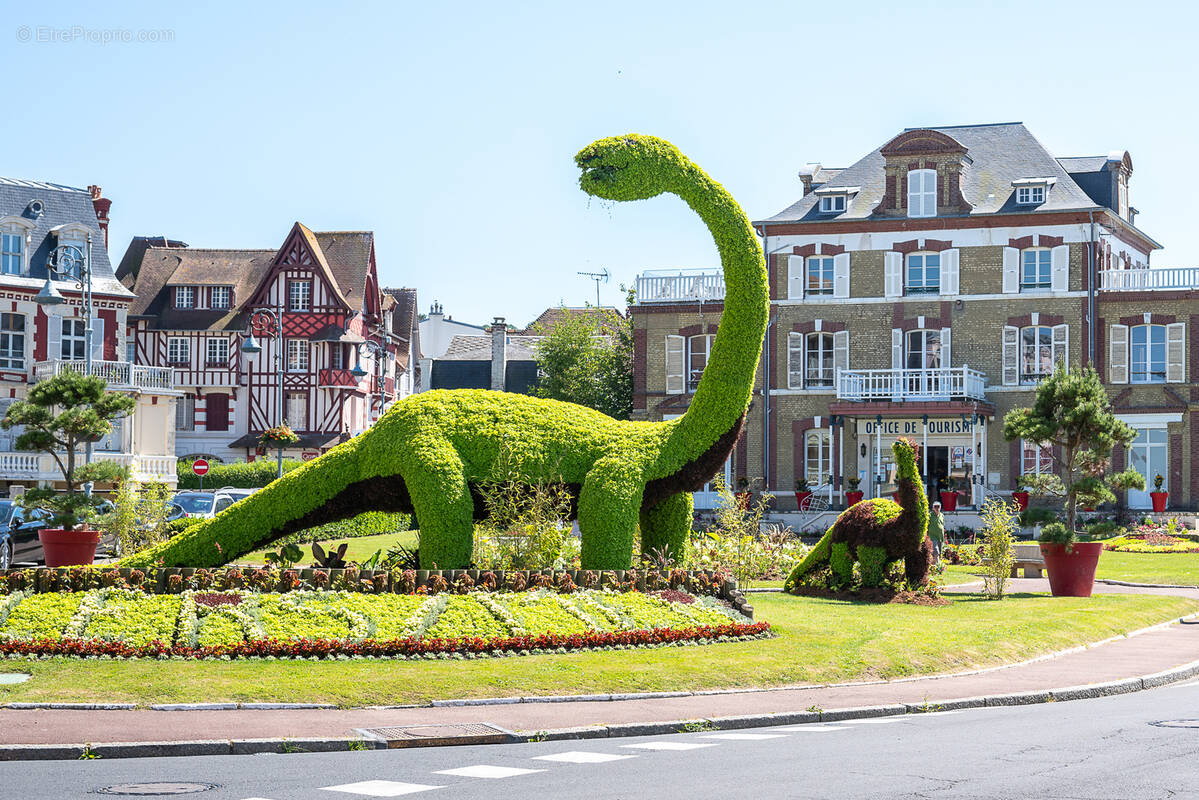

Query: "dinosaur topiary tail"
(783, 525), (833, 592)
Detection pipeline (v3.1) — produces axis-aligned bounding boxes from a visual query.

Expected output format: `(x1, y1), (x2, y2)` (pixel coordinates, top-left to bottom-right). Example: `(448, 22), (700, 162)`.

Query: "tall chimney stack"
(88, 185), (111, 250)
(490, 316), (507, 391)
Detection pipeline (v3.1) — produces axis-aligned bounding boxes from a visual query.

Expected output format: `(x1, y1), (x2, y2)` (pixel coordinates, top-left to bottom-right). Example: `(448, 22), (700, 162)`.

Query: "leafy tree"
(1003, 366), (1143, 534)
(532, 302), (633, 420)
(1, 371), (135, 530)
(95, 479), (173, 556)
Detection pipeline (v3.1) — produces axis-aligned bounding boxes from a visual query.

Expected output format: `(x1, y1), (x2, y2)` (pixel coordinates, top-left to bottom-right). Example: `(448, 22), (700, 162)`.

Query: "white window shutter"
(787, 332), (803, 389)
(884, 252), (902, 298)
(665, 335), (684, 395)
(1109, 324), (1129, 384)
(833, 330), (849, 376)
(1052, 323), (1069, 370)
(940, 327), (952, 368)
(891, 328), (903, 370)
(47, 313), (61, 360)
(1002, 326), (1019, 385)
(787, 255), (804, 299)
(1050, 245), (1069, 292)
(832, 253), (851, 298)
(1166, 322), (1186, 383)
(941, 249), (960, 296)
(90, 316), (106, 362)
(1002, 247), (1019, 294)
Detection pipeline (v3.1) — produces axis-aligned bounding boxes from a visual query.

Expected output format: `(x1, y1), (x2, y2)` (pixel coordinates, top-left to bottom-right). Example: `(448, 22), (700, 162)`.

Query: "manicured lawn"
(945, 552), (1199, 587)
(0, 590), (1191, 707)
(240, 530), (419, 565)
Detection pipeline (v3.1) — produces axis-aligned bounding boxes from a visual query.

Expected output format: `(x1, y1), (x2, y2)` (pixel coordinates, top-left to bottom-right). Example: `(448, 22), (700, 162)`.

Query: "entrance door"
(1127, 429), (1167, 510)
(923, 446), (948, 500)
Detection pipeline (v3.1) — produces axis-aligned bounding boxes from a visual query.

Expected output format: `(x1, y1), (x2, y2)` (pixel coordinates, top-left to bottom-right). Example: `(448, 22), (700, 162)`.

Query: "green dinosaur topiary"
(784, 438), (933, 590)
(122, 134), (770, 571)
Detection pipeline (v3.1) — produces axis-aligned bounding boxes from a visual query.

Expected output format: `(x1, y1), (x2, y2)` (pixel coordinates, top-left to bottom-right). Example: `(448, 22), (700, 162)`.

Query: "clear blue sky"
(5, 1), (1194, 327)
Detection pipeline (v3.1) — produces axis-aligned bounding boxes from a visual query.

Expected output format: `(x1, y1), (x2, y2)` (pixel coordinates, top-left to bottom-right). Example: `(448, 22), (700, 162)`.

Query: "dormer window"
(819, 195), (845, 213)
(175, 286), (195, 308)
(907, 169), (937, 218)
(1012, 177), (1054, 206)
(211, 286), (231, 309)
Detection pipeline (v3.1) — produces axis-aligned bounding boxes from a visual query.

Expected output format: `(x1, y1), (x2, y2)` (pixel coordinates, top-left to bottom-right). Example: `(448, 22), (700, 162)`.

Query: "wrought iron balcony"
(1098, 267), (1199, 291)
(635, 269), (725, 304)
(836, 367), (987, 402)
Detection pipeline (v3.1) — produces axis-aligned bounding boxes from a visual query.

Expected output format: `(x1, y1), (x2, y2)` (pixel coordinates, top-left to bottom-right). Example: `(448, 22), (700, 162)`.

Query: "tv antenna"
(577, 267), (610, 308)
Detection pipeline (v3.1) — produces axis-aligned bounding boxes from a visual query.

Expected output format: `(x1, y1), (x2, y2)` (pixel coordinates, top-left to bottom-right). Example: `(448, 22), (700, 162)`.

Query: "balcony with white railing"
(635, 269), (725, 304)
(0, 451), (177, 484)
(1098, 267), (1199, 292)
(33, 359), (176, 393)
(836, 367), (988, 402)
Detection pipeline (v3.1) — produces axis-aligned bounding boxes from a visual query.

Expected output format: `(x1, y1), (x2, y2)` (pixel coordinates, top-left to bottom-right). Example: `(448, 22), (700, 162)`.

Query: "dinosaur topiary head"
(576, 134), (685, 202)
(892, 437), (920, 478)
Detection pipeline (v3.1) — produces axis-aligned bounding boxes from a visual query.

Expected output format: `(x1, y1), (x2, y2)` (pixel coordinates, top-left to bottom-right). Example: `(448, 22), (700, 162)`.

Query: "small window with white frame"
(806, 256), (835, 295)
(61, 318), (86, 360)
(819, 194), (846, 213)
(286, 339), (309, 371)
(1021, 440), (1053, 476)
(905, 252), (940, 294)
(1021, 248), (1052, 289)
(805, 429), (831, 486)
(0, 313), (24, 370)
(1016, 185), (1045, 205)
(907, 169), (937, 218)
(206, 337), (229, 365)
(1, 233), (23, 275)
(167, 337), (190, 365)
(805, 332), (835, 387)
(210, 286), (231, 309)
(289, 280), (312, 312)
(175, 286), (195, 309)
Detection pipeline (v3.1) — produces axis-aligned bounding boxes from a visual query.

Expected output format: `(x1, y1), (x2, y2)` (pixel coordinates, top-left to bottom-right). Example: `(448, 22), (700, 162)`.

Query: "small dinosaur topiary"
(122, 134), (769, 571)
(784, 438), (933, 591)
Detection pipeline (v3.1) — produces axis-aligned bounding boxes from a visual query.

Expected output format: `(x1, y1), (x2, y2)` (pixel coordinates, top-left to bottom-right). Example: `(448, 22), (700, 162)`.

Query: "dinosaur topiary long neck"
(669, 163), (770, 455)
(893, 439), (929, 541)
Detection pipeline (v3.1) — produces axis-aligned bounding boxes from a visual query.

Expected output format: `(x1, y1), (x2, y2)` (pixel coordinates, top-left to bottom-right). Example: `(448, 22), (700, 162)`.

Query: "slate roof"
(382, 287), (420, 369)
(0, 176), (128, 297)
(758, 123), (1114, 225)
(440, 334), (540, 361)
(1057, 156), (1110, 173)
(122, 246), (276, 330)
(517, 306), (623, 335)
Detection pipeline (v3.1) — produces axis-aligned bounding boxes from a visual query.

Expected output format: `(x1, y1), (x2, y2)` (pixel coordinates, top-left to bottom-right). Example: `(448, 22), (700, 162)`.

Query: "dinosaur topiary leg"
(904, 538), (934, 587)
(639, 492), (692, 564)
(829, 541), (855, 586)
(857, 545), (888, 587)
(578, 457), (642, 570)
(403, 436), (475, 569)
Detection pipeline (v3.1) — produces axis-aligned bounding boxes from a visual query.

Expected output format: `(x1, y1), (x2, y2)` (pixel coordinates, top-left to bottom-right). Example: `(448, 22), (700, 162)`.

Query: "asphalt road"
(6, 682), (1199, 800)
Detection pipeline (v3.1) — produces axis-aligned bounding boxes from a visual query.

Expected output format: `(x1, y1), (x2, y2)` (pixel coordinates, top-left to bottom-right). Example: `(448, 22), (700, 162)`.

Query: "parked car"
(170, 491), (237, 520)
(0, 500), (54, 567)
(216, 487), (260, 505)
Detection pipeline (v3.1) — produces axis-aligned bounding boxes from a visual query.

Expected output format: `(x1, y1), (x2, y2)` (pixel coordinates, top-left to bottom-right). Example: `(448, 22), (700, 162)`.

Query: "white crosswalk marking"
(836, 718), (901, 724)
(320, 780), (442, 797)
(533, 751), (638, 764)
(701, 733), (788, 741)
(774, 725), (849, 732)
(434, 765), (545, 779)
(620, 741), (719, 751)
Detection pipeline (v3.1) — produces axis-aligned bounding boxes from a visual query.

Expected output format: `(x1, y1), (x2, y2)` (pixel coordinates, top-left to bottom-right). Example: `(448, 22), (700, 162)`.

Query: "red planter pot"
(1039, 541), (1103, 597)
(1011, 491), (1030, 511)
(845, 490), (864, 507)
(939, 490), (958, 512)
(734, 492), (751, 510)
(892, 492), (901, 503)
(794, 491), (812, 510)
(1150, 492), (1169, 512)
(38, 528), (101, 568)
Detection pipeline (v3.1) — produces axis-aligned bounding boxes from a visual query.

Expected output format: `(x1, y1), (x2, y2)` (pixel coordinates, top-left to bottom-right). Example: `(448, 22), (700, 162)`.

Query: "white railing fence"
(1099, 267), (1199, 291)
(0, 452), (177, 484)
(33, 359), (175, 392)
(635, 272), (725, 304)
(836, 367), (988, 402)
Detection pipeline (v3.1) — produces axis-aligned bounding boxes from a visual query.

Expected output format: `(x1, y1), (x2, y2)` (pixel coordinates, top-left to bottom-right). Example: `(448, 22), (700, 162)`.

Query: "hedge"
(176, 459), (306, 490)
(124, 135), (768, 572)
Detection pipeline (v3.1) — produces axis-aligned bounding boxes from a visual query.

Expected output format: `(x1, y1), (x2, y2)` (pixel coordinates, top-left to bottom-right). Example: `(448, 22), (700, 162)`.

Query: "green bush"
(1018, 508), (1059, 528)
(176, 459), (307, 490)
(274, 512), (412, 547)
(1039, 522), (1074, 546)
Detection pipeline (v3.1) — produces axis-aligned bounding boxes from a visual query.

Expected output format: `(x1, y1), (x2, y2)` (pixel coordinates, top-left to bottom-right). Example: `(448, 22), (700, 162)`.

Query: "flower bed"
(0, 588), (767, 660)
(1102, 520), (1199, 553)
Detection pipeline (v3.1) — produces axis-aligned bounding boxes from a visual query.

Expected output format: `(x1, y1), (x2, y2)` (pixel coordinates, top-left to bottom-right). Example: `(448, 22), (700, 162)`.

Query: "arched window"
(805, 429), (831, 485)
(907, 169), (937, 218)
(1130, 324), (1167, 383)
(806, 256), (834, 295)
(1021, 247), (1051, 290)
(905, 251), (940, 294)
(1020, 439), (1053, 476)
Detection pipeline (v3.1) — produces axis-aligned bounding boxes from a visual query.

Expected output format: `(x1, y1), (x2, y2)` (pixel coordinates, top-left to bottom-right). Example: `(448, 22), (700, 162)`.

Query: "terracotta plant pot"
(38, 528), (101, 568)
(892, 492), (902, 503)
(1150, 491), (1169, 512)
(794, 490), (812, 510)
(939, 490), (958, 512)
(734, 491), (751, 510)
(1011, 491), (1030, 511)
(845, 490), (864, 507)
(1039, 541), (1103, 597)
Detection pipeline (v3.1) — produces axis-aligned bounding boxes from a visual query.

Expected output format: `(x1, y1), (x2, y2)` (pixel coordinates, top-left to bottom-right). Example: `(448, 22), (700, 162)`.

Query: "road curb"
(1097, 579), (1199, 589)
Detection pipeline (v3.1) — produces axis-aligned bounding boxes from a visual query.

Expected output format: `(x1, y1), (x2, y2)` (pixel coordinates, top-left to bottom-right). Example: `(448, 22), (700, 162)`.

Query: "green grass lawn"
(240, 530), (419, 565)
(944, 551), (1199, 587)
(0, 589), (1191, 707)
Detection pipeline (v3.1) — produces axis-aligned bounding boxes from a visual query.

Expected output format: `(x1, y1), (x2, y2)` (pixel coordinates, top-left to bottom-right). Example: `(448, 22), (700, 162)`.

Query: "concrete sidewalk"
(1, 578), (1197, 754)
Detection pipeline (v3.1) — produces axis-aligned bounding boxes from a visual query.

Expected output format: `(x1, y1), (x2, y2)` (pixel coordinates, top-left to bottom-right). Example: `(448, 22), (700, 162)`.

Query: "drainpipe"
(1087, 211), (1097, 366)
(761, 224), (772, 490)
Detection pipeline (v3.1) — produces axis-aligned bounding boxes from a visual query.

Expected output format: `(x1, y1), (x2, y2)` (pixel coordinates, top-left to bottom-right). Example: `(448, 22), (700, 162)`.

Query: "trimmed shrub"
(177, 459), (306, 490)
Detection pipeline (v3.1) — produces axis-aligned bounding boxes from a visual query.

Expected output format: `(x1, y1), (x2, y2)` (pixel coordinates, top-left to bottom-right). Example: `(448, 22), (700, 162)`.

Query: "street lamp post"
(240, 299), (287, 480)
(34, 234), (95, 468)
(351, 331), (388, 427)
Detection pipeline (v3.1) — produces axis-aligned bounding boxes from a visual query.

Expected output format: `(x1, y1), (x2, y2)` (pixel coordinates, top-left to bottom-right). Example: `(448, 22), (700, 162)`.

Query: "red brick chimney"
(88, 185), (111, 250)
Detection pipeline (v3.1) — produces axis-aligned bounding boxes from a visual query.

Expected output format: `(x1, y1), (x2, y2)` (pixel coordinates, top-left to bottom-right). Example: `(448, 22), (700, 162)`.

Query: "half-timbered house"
(118, 223), (418, 464)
